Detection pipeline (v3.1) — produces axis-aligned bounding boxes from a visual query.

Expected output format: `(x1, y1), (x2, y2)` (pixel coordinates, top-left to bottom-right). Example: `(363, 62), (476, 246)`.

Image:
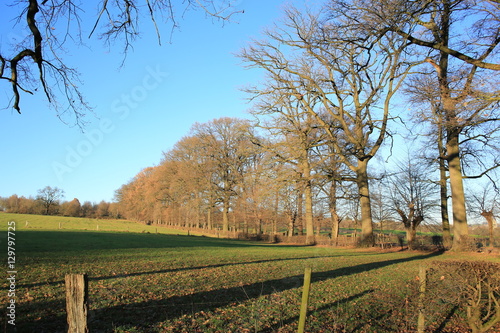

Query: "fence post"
(65, 274), (89, 333)
(417, 266), (427, 333)
(298, 267), (312, 333)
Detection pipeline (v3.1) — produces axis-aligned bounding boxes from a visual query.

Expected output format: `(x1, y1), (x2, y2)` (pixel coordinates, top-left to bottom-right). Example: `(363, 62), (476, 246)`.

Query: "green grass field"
(0, 213), (192, 234)
(0, 213), (498, 332)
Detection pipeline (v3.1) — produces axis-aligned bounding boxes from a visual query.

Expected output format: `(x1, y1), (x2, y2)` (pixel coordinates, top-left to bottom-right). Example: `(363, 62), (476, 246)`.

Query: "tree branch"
(394, 29), (500, 70)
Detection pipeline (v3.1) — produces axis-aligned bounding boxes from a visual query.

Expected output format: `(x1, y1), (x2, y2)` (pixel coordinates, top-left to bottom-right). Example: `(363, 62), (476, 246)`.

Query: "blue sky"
(0, 1), (312, 203)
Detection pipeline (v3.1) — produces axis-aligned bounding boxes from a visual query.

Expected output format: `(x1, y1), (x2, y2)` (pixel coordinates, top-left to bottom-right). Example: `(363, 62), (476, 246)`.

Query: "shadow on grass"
(16, 230), (264, 253)
(434, 304), (460, 333)
(19, 254), (344, 289)
(19, 251), (443, 332)
(266, 289), (376, 332)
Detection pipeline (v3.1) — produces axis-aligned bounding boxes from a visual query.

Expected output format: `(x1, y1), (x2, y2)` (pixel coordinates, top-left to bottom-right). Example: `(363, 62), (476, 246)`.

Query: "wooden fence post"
(417, 266), (427, 333)
(65, 274), (89, 333)
(298, 267), (312, 333)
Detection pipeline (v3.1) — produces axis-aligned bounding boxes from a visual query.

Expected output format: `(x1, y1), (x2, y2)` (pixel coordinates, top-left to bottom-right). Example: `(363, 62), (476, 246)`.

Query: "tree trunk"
(437, 4), (469, 251)
(329, 181), (340, 246)
(243, 210), (249, 234)
(297, 189), (304, 236)
(222, 198), (230, 233)
(207, 205), (212, 230)
(303, 162), (315, 245)
(437, 117), (452, 249)
(481, 211), (497, 247)
(356, 159), (374, 246)
(288, 212), (296, 237)
(331, 211), (340, 245)
(273, 190), (280, 234)
(447, 127), (469, 250)
(406, 226), (417, 250)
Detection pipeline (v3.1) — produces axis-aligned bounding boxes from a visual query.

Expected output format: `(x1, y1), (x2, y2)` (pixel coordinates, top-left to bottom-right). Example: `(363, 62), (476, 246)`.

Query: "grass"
(0, 212), (190, 234)
(0, 213), (499, 332)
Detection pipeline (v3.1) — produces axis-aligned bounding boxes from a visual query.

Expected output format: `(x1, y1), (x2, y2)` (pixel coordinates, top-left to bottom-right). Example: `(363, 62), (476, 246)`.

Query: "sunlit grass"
(0, 212), (188, 234)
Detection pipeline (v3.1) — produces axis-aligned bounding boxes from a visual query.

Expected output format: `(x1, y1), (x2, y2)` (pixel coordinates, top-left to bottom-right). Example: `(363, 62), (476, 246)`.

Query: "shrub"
(424, 261), (500, 333)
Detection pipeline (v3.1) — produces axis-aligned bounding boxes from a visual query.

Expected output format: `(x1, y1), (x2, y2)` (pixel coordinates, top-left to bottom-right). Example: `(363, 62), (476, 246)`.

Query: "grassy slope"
(0, 213), (498, 332)
(0, 212), (189, 234)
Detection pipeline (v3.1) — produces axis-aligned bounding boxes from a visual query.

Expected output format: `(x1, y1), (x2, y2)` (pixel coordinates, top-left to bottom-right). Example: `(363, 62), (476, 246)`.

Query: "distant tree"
(469, 182), (499, 248)
(3, 195), (20, 213)
(165, 135), (218, 229)
(370, 178), (394, 235)
(108, 202), (121, 219)
(248, 88), (325, 244)
(387, 155), (438, 250)
(36, 186), (64, 215)
(0, 0), (242, 122)
(238, 148), (276, 235)
(63, 198), (81, 217)
(403, 74), (453, 249)
(96, 200), (110, 218)
(2, 195), (41, 214)
(80, 201), (95, 218)
(116, 168), (157, 223)
(191, 117), (256, 234)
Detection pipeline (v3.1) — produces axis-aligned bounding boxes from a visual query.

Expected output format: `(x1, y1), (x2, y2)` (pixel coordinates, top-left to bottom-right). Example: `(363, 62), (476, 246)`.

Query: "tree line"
(114, 115), (497, 250)
(116, 1), (500, 251)
(0, 186), (118, 219)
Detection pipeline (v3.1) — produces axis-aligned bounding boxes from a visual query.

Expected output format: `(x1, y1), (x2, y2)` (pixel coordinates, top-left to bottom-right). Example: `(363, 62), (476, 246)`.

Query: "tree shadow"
(17, 230), (265, 253)
(18, 254), (345, 289)
(264, 289), (375, 332)
(20, 251), (443, 332)
(434, 304), (459, 333)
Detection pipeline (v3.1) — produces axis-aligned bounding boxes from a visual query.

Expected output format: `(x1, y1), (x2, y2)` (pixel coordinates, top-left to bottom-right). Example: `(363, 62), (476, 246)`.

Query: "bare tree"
(404, 74), (453, 248)
(191, 117), (255, 234)
(0, 0), (242, 122)
(239, 5), (415, 246)
(248, 87), (326, 244)
(387, 155), (438, 249)
(62, 198), (81, 217)
(314, 138), (348, 245)
(37, 185), (64, 215)
(469, 181), (499, 248)
(165, 135), (219, 228)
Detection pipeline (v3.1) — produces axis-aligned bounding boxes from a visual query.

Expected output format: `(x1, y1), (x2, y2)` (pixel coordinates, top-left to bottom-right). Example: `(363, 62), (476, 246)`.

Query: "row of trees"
(117, 0), (500, 250)
(115, 116), (498, 249)
(1, 186), (117, 218)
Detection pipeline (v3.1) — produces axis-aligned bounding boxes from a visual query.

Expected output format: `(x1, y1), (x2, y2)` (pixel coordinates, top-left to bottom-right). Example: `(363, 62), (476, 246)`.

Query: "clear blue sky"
(0, 1), (312, 204)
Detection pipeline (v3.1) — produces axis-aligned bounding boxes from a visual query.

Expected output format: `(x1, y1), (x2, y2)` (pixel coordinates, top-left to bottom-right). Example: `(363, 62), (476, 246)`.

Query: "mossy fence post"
(65, 273), (89, 333)
(298, 267), (312, 333)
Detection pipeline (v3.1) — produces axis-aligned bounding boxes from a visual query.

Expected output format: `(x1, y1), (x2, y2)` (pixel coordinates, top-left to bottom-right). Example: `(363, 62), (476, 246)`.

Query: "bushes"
(417, 261), (500, 333)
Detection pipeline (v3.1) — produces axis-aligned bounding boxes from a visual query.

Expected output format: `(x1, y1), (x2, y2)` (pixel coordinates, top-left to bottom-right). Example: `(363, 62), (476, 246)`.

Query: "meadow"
(0, 213), (499, 332)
